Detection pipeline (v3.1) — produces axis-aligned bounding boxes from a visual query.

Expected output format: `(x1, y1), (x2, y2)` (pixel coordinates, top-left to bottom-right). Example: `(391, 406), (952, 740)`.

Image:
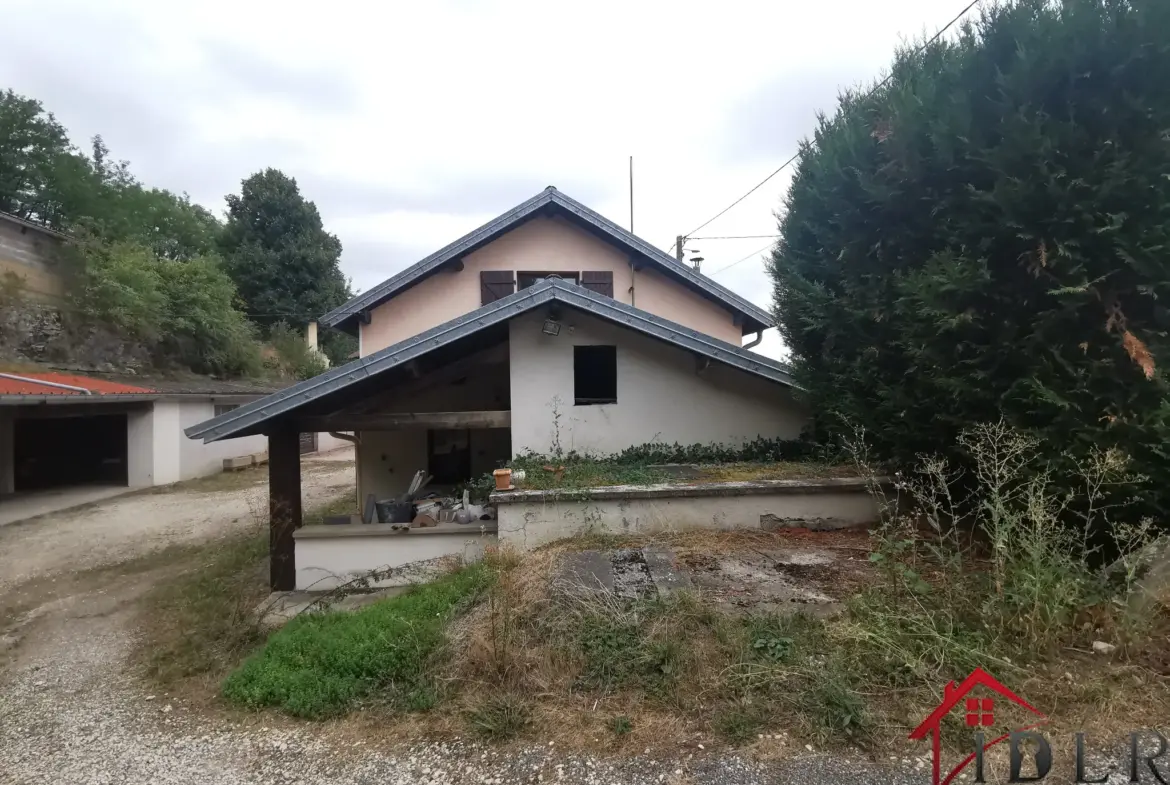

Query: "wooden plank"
(480, 270), (515, 304)
(299, 410), (511, 431)
(268, 427), (302, 591)
(581, 270), (614, 298)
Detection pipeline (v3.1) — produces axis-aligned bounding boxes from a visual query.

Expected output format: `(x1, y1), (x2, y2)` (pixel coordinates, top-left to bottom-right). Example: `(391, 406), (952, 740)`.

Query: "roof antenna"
(628, 155), (634, 233)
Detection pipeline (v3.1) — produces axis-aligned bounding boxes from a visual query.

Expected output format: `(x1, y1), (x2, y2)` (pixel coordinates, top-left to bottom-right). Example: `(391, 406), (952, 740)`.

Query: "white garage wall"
(178, 400), (268, 481)
(508, 310), (808, 457)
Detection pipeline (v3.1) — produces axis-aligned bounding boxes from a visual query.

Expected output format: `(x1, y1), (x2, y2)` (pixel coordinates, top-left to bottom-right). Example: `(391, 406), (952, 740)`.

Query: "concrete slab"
(0, 485), (132, 528)
(611, 548), (655, 599)
(555, 550), (615, 596)
(642, 545), (693, 596)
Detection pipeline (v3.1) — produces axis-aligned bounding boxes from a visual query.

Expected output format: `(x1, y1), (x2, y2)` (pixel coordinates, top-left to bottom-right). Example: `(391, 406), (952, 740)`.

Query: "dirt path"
(0, 449), (355, 594)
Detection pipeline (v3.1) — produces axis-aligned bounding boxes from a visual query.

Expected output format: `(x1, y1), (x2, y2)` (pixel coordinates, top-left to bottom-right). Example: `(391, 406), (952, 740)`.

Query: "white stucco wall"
(316, 432), (354, 454)
(178, 400), (268, 481)
(494, 487), (879, 550)
(508, 310), (807, 456)
(126, 401), (184, 487)
(293, 525), (494, 590)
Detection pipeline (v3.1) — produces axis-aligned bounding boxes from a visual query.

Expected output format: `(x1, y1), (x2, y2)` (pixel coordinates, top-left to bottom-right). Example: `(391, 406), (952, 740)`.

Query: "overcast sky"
(0, 0), (966, 360)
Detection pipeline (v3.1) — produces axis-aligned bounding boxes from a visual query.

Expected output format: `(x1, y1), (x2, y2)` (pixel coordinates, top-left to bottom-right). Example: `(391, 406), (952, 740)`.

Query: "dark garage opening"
(14, 414), (128, 491)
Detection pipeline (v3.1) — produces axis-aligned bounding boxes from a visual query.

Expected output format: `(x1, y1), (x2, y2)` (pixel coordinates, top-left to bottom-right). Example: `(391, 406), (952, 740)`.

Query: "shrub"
(78, 239), (263, 376)
(266, 322), (329, 380)
(222, 563), (493, 718)
(770, 0), (1170, 527)
(858, 420), (1160, 655)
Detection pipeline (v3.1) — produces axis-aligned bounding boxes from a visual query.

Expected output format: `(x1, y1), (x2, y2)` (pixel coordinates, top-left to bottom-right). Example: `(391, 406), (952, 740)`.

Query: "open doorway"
(14, 413), (128, 491)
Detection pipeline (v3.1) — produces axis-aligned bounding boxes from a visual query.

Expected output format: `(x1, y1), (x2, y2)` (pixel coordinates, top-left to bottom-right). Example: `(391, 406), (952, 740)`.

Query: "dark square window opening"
(518, 271), (578, 290)
(574, 345), (616, 405)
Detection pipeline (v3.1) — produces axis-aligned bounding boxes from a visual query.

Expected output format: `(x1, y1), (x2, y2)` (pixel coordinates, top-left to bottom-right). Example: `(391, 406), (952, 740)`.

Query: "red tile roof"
(0, 372), (156, 396)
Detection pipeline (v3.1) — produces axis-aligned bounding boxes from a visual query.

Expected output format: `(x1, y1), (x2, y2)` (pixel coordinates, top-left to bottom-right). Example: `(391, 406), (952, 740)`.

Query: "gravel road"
(0, 448), (941, 785)
(0, 451), (356, 592)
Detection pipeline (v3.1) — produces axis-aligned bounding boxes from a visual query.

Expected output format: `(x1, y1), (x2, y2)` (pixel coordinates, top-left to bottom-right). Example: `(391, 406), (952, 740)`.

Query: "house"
(186, 186), (809, 589)
(0, 370), (348, 519)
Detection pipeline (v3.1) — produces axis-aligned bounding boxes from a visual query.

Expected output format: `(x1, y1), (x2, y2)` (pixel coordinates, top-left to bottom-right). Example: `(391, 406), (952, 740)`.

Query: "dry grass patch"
(134, 523), (270, 696)
(133, 492), (359, 701)
(689, 462), (859, 483)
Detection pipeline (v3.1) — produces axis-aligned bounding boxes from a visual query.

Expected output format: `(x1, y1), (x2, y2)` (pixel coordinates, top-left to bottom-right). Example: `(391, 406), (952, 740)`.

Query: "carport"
(1, 371), (278, 526)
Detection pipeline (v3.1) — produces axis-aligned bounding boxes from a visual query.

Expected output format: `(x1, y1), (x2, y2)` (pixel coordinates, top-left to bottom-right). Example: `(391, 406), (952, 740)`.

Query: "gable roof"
(908, 667), (1045, 740)
(320, 186), (774, 335)
(188, 278), (795, 443)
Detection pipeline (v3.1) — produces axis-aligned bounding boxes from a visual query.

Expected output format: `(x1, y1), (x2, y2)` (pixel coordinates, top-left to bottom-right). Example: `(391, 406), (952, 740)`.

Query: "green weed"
(713, 701), (767, 742)
(466, 694), (532, 740)
(608, 715), (633, 736)
(222, 563), (493, 718)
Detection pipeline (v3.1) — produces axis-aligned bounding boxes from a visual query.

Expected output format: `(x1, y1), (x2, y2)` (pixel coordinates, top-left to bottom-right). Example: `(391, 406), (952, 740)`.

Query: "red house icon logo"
(909, 667), (1047, 785)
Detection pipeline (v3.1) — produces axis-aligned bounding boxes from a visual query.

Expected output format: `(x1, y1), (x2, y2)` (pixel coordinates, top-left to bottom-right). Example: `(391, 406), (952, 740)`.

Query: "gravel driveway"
(0, 448), (934, 785)
(0, 451), (356, 593)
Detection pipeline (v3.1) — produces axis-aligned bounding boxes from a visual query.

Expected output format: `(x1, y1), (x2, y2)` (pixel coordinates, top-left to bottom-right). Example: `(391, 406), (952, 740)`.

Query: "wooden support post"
(268, 426), (302, 591)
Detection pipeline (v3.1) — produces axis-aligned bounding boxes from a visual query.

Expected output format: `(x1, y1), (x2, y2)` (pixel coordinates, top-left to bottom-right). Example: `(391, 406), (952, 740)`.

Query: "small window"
(574, 345), (617, 405)
(518, 271), (578, 290)
(214, 404), (240, 417)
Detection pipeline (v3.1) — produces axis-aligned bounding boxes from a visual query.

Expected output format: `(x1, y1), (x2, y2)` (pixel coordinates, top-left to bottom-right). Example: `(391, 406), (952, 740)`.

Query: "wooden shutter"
(480, 271), (515, 304)
(581, 271), (614, 298)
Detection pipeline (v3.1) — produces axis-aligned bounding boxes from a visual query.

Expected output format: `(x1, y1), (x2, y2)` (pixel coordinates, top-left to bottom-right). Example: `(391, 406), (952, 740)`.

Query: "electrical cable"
(677, 0), (983, 242)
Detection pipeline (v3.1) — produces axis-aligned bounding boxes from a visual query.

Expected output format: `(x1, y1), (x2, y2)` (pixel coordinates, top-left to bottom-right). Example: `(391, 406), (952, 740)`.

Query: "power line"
(678, 0), (983, 241)
(688, 234), (781, 241)
(709, 242), (776, 277)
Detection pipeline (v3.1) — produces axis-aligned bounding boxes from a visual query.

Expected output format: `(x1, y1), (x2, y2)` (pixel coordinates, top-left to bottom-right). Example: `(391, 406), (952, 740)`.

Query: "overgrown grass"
(437, 423), (1169, 752)
(692, 461), (859, 482)
(138, 526), (270, 687)
(222, 563), (494, 718)
(137, 490), (359, 693)
(448, 548), (871, 745)
(509, 455), (670, 491)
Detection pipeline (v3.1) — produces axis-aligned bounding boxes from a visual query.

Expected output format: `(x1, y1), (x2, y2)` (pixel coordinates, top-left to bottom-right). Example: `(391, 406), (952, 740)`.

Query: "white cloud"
(0, 0), (969, 360)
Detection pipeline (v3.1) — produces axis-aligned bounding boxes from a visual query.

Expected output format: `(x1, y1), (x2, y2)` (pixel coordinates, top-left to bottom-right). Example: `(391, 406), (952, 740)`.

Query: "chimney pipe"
(306, 321), (319, 351)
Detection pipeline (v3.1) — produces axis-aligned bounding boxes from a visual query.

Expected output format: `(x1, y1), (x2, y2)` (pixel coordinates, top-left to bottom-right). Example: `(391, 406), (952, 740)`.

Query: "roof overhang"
(189, 279), (795, 443)
(320, 187), (774, 335)
(0, 392), (270, 406)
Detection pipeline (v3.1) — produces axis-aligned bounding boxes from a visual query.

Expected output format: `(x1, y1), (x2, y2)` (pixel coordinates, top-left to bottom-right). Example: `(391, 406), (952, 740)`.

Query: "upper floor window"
(481, 270), (615, 305)
(518, 272), (578, 290)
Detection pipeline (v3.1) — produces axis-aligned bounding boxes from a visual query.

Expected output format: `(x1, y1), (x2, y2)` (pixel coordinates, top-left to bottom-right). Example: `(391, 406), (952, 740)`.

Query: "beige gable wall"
(360, 216), (741, 355)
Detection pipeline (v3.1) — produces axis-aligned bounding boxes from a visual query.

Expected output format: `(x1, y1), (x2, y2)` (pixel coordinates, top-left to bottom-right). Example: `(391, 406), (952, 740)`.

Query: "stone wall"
(0, 298), (150, 372)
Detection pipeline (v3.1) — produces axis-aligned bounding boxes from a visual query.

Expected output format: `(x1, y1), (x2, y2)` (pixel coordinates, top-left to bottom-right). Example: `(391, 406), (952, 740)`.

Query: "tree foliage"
(1, 89), (348, 378)
(0, 89), (74, 225)
(770, 0), (1170, 521)
(220, 169), (355, 365)
(80, 240), (262, 376)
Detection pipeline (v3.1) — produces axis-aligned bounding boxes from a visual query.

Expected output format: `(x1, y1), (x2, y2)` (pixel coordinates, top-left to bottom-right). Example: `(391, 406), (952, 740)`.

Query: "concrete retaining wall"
(491, 478), (881, 550)
(293, 522), (496, 591)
